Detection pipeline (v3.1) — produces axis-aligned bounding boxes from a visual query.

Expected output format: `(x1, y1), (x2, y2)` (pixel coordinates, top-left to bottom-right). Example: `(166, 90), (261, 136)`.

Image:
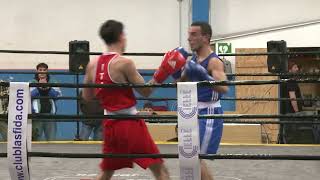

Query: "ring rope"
(219, 51), (320, 56)
(44, 97), (320, 102)
(1, 114), (319, 124)
(0, 152), (319, 160)
(0, 71), (319, 77)
(2, 95), (320, 102)
(0, 113), (319, 120)
(0, 49), (164, 56)
(1, 119), (318, 125)
(0, 79), (319, 88)
(0, 71), (84, 75)
(139, 72), (320, 77)
(3, 95), (320, 103)
(1, 49), (320, 56)
(32, 97), (320, 102)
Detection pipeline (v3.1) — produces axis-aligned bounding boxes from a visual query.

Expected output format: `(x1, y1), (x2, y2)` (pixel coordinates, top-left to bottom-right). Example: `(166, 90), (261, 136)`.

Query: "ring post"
(177, 82), (200, 180)
(75, 73), (80, 140)
(7, 82), (31, 180)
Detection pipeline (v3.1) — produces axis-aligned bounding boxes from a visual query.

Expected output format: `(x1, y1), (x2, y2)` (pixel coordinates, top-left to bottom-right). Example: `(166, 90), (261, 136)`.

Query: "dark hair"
(191, 21), (212, 41)
(288, 61), (298, 70)
(143, 101), (153, 109)
(36, 62), (48, 70)
(99, 20), (124, 45)
(35, 62), (49, 81)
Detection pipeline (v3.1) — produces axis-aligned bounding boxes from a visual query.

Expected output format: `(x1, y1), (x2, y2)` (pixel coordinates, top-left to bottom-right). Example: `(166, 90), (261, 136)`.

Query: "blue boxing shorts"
(198, 101), (224, 154)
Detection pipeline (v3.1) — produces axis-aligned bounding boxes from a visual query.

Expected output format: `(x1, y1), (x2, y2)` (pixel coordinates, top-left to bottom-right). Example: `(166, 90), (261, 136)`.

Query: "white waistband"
(104, 106), (138, 115)
(198, 100), (221, 109)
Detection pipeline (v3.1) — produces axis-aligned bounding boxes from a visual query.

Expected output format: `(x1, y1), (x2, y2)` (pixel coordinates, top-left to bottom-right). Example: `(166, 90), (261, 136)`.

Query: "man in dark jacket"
(31, 63), (61, 141)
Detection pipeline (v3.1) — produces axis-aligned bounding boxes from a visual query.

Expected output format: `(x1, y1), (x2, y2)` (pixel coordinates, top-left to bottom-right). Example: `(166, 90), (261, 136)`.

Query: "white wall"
(0, 0), (190, 69)
(217, 23), (320, 49)
(2, 0), (318, 71)
(210, 0), (320, 73)
(214, 23), (320, 73)
(211, 0), (320, 38)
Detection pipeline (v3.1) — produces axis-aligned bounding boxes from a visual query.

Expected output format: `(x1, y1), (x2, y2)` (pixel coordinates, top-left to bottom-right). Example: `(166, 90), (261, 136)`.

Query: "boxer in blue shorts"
(173, 21), (228, 180)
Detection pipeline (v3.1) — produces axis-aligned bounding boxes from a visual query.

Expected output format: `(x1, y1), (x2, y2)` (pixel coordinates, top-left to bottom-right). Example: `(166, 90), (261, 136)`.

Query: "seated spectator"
(143, 100), (169, 111)
(142, 101), (155, 112)
(139, 101), (158, 123)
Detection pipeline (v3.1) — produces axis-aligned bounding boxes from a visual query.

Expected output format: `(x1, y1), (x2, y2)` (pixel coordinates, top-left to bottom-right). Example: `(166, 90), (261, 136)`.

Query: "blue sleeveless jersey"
(190, 52), (222, 102)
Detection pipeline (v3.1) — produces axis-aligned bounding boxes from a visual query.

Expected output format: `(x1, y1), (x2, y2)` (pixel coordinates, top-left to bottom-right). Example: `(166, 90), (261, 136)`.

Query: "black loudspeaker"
(69, 40), (90, 73)
(267, 40), (288, 73)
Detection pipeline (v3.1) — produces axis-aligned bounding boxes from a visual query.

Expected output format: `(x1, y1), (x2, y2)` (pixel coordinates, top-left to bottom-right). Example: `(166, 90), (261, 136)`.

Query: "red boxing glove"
(153, 47), (188, 83)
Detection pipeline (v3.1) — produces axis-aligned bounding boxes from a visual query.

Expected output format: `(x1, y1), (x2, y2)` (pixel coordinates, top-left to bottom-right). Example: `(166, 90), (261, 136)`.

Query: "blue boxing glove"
(171, 47), (189, 80)
(171, 69), (183, 80)
(185, 60), (214, 81)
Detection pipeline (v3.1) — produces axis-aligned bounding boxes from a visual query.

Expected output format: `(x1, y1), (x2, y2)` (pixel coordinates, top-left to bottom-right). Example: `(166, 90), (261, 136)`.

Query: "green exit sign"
(217, 43), (232, 54)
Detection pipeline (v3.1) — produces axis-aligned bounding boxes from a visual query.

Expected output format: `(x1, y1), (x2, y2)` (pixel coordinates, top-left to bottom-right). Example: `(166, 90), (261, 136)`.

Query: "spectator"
(279, 61), (314, 143)
(142, 101), (155, 112)
(0, 83), (8, 141)
(30, 63), (62, 141)
(139, 101), (158, 123)
(0, 122), (7, 141)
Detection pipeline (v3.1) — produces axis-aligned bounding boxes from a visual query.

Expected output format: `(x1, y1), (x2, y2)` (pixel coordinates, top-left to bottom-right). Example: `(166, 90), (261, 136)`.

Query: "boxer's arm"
(123, 59), (154, 97)
(82, 60), (96, 101)
(208, 58), (229, 93)
(289, 91), (299, 112)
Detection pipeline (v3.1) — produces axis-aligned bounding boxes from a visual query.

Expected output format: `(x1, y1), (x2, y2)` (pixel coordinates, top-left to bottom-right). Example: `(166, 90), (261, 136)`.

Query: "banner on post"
(177, 82), (200, 180)
(7, 82), (31, 180)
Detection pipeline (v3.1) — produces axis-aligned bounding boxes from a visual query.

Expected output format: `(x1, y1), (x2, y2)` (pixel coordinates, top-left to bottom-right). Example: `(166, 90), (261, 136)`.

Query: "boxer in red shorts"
(82, 20), (187, 180)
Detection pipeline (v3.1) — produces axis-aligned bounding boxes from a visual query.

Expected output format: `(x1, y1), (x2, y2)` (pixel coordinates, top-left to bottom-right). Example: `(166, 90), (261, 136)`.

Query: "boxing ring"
(0, 46), (320, 180)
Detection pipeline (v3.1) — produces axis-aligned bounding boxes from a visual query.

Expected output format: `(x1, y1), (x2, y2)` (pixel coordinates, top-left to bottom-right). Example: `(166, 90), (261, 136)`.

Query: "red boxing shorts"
(100, 119), (163, 170)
